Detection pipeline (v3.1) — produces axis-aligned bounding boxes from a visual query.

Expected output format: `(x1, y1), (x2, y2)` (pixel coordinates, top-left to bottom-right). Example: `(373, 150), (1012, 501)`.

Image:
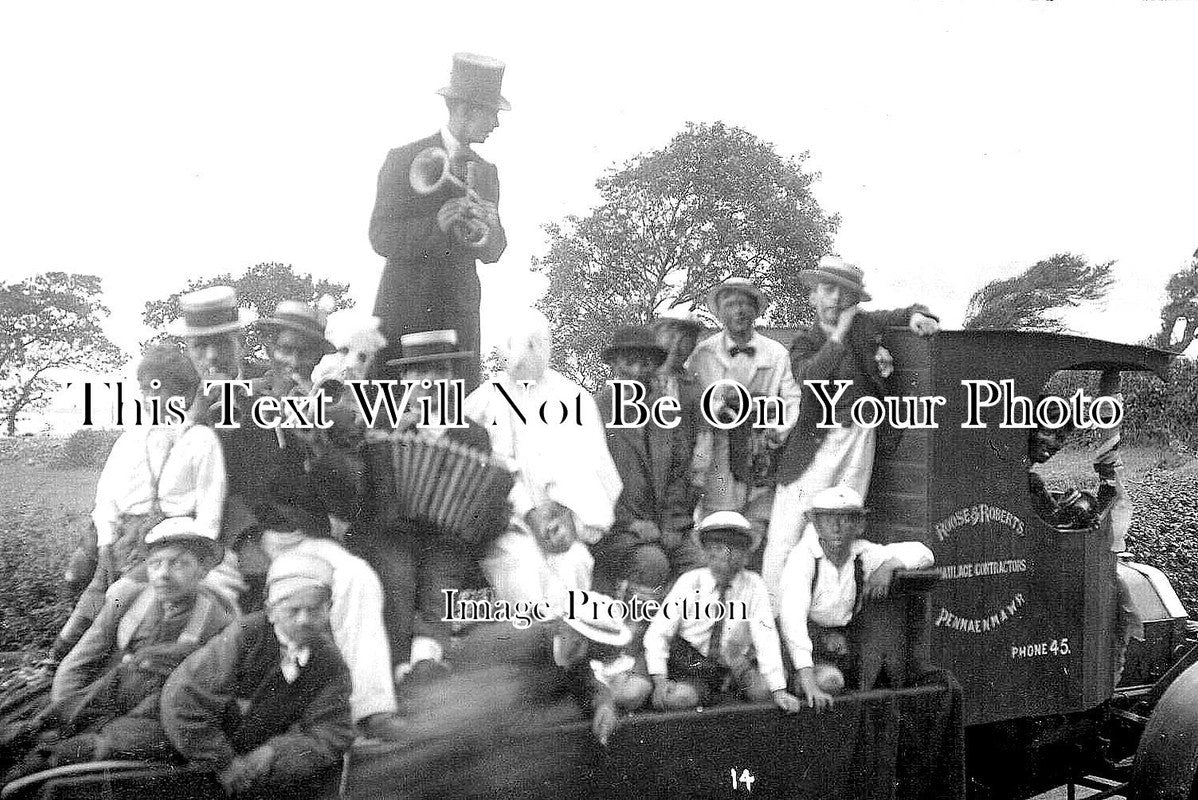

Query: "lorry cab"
(867, 329), (1174, 728)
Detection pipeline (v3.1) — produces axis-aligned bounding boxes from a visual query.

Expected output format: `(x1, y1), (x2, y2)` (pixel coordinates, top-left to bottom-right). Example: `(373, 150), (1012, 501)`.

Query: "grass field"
(0, 463), (98, 652)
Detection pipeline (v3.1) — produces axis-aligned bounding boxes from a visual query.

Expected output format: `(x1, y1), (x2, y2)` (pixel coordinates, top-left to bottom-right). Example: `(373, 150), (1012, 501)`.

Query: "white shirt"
(91, 423), (226, 547)
(778, 531), (934, 670)
(465, 370), (621, 530)
(439, 125), (474, 167)
(688, 329), (801, 433)
(643, 567), (788, 692)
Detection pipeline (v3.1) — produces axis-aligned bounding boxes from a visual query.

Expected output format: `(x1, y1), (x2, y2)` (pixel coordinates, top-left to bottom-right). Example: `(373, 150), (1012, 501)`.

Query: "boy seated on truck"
(643, 512), (802, 713)
(778, 486), (934, 710)
(552, 591), (649, 746)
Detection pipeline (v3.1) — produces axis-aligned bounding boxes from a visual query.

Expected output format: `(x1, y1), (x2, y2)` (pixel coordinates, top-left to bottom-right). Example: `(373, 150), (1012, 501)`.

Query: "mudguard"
(0, 760), (220, 800)
(1133, 661), (1198, 800)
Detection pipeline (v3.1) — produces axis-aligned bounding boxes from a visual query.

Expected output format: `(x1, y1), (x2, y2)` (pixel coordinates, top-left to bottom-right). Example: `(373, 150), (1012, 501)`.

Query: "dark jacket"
(368, 132), (506, 268)
(160, 611), (354, 778)
(50, 583), (232, 735)
(596, 384), (694, 537)
(775, 305), (934, 485)
(193, 376), (308, 544)
(369, 132), (507, 391)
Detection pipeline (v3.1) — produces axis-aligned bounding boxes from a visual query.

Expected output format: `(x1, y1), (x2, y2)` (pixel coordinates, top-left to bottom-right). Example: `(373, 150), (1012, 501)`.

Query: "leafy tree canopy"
(534, 122), (839, 387)
(1155, 248), (1198, 352)
(142, 262), (353, 360)
(0, 272), (125, 435)
(962, 253), (1114, 332)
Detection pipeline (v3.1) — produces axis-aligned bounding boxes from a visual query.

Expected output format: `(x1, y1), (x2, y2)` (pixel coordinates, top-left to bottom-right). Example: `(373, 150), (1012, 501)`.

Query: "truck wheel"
(1133, 661), (1198, 800)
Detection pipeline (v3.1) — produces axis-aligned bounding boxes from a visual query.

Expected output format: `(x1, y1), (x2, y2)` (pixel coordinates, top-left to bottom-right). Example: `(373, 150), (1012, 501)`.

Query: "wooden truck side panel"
(869, 330), (1167, 727)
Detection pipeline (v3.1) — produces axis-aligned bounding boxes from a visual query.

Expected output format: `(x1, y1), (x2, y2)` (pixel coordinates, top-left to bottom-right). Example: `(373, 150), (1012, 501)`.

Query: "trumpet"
(409, 146), (492, 248)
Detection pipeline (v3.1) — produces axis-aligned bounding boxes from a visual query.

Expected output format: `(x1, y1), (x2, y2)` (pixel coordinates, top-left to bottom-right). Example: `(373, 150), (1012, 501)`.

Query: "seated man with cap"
(5, 518), (232, 779)
(642, 512), (801, 713)
(357, 329), (500, 678)
(778, 487), (934, 711)
(593, 326), (704, 600)
(161, 551), (355, 798)
(552, 592), (650, 747)
(237, 473), (402, 741)
(688, 278), (800, 565)
(766, 257), (938, 608)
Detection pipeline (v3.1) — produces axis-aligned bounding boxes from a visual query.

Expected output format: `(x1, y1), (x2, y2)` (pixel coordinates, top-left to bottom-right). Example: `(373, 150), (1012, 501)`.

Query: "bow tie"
(729, 345), (756, 358)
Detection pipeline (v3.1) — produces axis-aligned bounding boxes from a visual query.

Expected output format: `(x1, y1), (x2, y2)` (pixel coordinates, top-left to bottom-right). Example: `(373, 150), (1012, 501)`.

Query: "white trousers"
(763, 425), (876, 609)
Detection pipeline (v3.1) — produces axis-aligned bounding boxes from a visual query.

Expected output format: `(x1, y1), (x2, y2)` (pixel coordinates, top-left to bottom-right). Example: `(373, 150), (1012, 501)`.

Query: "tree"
(962, 253), (1114, 332)
(1154, 248), (1198, 352)
(0, 272), (125, 435)
(142, 262), (353, 360)
(534, 122), (839, 387)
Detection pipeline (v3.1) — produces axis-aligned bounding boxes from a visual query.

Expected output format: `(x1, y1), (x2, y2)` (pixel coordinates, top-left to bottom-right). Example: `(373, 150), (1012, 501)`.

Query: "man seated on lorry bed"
(4, 518), (232, 781)
(593, 325), (705, 600)
(643, 511), (802, 713)
(161, 551), (355, 798)
(778, 486), (934, 710)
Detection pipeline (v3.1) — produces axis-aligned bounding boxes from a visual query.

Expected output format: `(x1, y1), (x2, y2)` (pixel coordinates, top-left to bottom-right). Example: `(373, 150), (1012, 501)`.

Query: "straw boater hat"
(144, 516), (224, 566)
(798, 256), (872, 303)
(257, 301), (335, 353)
(600, 326), (668, 367)
(562, 592), (633, 647)
(694, 510), (762, 553)
(266, 550), (334, 605)
(437, 52), (511, 112)
(652, 306), (704, 334)
(809, 486), (869, 515)
(705, 277), (769, 317)
(385, 329), (473, 368)
(168, 286), (257, 338)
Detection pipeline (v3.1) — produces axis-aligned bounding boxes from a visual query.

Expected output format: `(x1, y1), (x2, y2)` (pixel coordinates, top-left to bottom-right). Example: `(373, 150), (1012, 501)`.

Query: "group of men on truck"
(1, 50), (1133, 799)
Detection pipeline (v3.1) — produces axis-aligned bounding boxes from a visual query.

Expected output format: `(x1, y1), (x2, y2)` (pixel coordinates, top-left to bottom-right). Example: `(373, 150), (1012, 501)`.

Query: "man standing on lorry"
(765, 257), (939, 607)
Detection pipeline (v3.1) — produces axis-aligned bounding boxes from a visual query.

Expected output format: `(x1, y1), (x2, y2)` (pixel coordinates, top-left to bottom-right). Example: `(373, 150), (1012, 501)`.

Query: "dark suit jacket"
(369, 132), (506, 268)
(774, 305), (934, 485)
(369, 132), (507, 386)
(596, 384), (694, 536)
(161, 612), (354, 779)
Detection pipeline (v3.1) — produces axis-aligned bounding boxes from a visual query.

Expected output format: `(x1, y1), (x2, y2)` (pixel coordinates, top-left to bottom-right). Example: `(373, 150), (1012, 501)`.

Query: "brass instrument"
(408, 147), (492, 248)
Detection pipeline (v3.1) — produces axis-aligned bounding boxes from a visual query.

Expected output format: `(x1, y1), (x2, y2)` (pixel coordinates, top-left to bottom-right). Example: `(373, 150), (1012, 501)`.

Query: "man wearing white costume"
(464, 310), (622, 611)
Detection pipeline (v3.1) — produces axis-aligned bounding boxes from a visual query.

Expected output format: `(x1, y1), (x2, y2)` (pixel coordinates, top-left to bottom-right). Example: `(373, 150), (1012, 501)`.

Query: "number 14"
(730, 768), (756, 792)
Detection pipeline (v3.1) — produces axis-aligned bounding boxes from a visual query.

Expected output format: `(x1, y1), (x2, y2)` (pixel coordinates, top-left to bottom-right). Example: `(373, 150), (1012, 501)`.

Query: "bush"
(1043, 359), (1198, 451)
(49, 428), (121, 470)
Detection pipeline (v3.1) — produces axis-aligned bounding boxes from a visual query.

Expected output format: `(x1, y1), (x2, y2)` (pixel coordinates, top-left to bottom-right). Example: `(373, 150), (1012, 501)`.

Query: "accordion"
(364, 432), (514, 544)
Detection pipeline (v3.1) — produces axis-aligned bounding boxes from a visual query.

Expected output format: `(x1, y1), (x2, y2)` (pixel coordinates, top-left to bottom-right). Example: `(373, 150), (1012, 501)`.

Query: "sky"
(2, 1), (1197, 429)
